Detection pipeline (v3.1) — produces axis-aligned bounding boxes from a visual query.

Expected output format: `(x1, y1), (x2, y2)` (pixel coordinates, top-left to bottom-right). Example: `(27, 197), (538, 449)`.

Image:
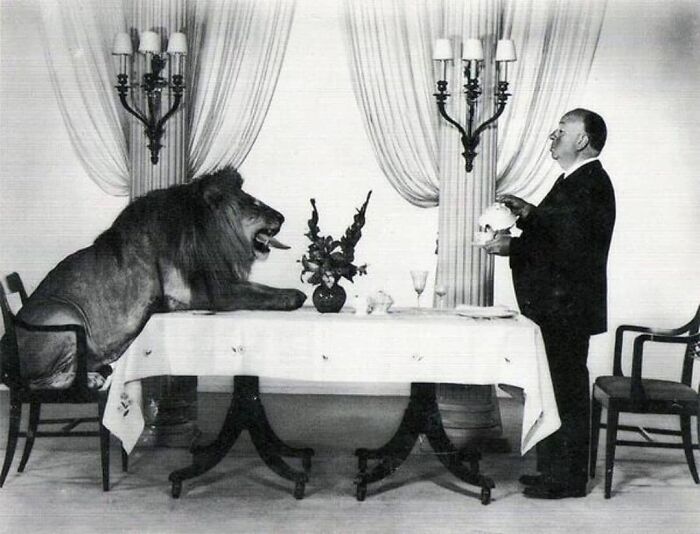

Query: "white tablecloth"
(103, 307), (559, 454)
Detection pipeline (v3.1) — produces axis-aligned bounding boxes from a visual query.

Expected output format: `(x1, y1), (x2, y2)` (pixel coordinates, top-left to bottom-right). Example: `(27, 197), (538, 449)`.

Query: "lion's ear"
(219, 166), (244, 189)
(201, 167), (243, 207)
(202, 182), (225, 207)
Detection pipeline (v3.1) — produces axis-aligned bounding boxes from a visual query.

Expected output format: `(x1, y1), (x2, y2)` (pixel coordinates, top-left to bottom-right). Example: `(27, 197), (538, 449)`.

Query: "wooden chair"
(590, 305), (700, 498)
(0, 272), (127, 490)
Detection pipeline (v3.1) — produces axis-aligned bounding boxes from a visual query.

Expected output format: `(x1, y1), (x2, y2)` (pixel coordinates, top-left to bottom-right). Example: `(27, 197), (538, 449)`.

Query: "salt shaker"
(354, 294), (369, 315)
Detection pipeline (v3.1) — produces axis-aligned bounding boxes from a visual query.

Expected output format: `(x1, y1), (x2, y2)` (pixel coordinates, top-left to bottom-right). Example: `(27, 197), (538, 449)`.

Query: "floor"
(0, 396), (698, 533)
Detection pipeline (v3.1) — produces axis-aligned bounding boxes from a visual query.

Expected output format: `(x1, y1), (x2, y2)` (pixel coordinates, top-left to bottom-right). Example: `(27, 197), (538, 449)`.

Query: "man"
(484, 108), (616, 499)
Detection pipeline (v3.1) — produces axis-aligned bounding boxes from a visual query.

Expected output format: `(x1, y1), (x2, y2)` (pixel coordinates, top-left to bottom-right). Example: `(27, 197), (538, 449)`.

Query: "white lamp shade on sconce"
(112, 32), (133, 55)
(432, 39), (453, 61)
(495, 39), (517, 62)
(138, 31), (161, 54)
(166, 32), (188, 55)
(462, 39), (484, 61)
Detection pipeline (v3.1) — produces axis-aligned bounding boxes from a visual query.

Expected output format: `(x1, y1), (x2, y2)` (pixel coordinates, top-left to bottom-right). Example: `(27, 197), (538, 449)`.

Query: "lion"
(2, 167), (306, 389)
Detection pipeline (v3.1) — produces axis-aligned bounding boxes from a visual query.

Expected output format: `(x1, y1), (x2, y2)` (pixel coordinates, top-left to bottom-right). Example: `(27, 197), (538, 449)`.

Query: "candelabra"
(433, 38), (516, 173)
(112, 31), (187, 164)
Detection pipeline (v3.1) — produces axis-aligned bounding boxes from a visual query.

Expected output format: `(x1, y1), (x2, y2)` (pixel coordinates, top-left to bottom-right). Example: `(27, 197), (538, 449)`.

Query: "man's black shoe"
(518, 474), (545, 486)
(523, 483), (587, 499)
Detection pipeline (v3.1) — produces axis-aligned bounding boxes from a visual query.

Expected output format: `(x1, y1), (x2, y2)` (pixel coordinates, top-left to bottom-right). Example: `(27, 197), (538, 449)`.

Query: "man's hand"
(483, 234), (511, 256)
(497, 194), (535, 219)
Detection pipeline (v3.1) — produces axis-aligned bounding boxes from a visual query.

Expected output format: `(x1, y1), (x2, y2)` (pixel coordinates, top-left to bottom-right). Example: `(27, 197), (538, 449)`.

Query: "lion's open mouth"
(253, 229), (290, 258)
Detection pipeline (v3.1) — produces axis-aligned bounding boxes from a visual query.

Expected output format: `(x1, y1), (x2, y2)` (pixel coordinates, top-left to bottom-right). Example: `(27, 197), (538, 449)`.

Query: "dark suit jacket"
(509, 160), (616, 335)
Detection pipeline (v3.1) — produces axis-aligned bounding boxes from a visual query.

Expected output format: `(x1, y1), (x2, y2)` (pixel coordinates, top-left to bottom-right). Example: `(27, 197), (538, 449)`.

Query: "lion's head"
(195, 168), (290, 261)
(94, 166), (290, 302)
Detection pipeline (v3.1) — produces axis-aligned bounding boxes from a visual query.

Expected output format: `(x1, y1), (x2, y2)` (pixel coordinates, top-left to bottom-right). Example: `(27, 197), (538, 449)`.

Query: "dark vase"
(312, 283), (346, 313)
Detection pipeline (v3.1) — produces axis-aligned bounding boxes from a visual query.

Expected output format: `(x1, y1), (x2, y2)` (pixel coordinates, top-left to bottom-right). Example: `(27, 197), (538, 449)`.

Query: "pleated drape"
(38, 0), (296, 197)
(187, 0), (296, 178)
(343, 0), (441, 208)
(39, 0), (131, 196)
(496, 0), (608, 200)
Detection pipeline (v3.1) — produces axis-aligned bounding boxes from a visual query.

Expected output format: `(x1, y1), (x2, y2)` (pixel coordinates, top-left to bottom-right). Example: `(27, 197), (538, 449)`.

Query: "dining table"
(102, 305), (559, 503)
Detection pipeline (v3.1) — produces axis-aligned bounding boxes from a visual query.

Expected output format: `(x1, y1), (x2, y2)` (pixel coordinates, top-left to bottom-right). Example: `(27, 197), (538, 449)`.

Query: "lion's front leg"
(192, 282), (307, 312)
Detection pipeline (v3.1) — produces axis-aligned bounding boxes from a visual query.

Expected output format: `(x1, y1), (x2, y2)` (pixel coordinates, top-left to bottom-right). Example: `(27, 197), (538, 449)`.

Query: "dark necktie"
(552, 173), (565, 190)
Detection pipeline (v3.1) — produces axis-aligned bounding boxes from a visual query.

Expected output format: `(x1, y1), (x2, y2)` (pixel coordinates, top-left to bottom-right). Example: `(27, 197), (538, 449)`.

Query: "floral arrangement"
(299, 191), (372, 288)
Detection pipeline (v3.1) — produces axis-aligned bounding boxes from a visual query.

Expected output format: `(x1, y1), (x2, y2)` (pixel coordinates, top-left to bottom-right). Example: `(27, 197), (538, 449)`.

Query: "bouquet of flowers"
(299, 191), (372, 288)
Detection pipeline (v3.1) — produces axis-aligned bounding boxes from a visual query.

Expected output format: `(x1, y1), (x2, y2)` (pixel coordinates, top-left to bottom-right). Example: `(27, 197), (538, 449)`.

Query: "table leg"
(168, 375), (314, 499)
(354, 382), (495, 504)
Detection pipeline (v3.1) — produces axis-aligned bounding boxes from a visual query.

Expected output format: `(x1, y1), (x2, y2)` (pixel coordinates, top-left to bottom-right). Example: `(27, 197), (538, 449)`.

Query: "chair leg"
(604, 407), (619, 499)
(18, 401), (41, 472)
(98, 399), (110, 491)
(589, 396), (603, 479)
(0, 394), (22, 487)
(121, 446), (128, 473)
(680, 415), (699, 484)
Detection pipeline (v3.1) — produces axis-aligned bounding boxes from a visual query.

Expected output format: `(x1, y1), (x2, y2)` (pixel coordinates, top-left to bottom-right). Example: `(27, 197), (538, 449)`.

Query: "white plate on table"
(455, 305), (517, 319)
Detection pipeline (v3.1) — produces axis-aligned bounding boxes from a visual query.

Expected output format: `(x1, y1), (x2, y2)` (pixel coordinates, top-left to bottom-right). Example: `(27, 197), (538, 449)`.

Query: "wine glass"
(435, 284), (447, 308)
(410, 270), (429, 308)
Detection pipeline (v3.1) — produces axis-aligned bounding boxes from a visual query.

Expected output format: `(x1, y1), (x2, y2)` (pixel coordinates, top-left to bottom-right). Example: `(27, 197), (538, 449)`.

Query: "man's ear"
(576, 133), (590, 151)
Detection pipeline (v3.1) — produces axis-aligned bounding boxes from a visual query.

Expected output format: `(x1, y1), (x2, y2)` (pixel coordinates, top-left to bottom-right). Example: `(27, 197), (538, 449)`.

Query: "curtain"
(343, 0), (440, 208)
(38, 0), (131, 196)
(187, 0), (296, 178)
(496, 0), (608, 200)
(39, 0), (295, 194)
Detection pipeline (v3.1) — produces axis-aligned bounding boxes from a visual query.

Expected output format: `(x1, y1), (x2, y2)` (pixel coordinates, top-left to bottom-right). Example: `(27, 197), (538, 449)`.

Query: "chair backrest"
(5, 272), (28, 303)
(0, 273), (26, 388)
(664, 305), (700, 387)
(613, 305), (700, 377)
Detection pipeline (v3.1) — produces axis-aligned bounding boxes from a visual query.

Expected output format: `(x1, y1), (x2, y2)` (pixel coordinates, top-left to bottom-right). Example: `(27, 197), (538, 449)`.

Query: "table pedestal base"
(354, 382), (495, 504)
(169, 376), (314, 499)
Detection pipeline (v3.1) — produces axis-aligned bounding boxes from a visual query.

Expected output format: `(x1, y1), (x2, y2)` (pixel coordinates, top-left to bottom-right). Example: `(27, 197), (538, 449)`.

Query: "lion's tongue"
(257, 234), (290, 250)
(267, 237), (291, 250)
(267, 236), (290, 250)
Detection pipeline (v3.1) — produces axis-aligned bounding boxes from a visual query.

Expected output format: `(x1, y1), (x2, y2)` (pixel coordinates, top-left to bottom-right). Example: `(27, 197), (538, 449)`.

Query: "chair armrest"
(629, 332), (698, 406)
(613, 324), (691, 375)
(14, 317), (91, 395)
(616, 324), (678, 336)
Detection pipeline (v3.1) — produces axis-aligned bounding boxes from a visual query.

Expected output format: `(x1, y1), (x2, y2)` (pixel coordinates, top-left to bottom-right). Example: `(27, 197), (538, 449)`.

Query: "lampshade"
(166, 32), (188, 55)
(462, 39), (484, 61)
(495, 39), (517, 62)
(432, 39), (453, 61)
(138, 31), (161, 54)
(112, 33), (133, 55)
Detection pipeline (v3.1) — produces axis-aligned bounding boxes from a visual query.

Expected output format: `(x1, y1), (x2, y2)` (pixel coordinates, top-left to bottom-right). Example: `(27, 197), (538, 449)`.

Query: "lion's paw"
(283, 289), (307, 310)
(87, 372), (107, 390)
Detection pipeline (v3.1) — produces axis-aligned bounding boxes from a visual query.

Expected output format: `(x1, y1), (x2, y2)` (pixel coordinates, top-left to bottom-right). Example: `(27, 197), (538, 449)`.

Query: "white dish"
(478, 203), (517, 231)
(454, 305), (517, 319)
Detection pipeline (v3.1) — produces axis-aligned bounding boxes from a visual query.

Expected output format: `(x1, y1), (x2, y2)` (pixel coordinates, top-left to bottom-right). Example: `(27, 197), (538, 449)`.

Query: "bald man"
(485, 108), (616, 499)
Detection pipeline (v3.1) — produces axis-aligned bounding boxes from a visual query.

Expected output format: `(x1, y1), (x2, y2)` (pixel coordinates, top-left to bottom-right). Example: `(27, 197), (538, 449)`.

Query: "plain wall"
(1, 0), (699, 394)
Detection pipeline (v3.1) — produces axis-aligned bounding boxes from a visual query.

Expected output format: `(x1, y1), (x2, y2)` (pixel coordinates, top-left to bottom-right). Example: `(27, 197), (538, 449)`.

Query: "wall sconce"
(433, 38), (516, 173)
(112, 31), (187, 165)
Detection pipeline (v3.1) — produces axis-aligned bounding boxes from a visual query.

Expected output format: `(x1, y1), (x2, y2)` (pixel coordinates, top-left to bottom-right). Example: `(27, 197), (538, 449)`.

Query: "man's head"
(548, 108), (607, 169)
